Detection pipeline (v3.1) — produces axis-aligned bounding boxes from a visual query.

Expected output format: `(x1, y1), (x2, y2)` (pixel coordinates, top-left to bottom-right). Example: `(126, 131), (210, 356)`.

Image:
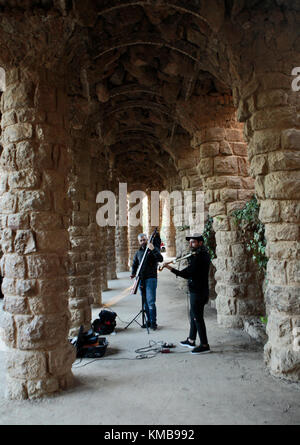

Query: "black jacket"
(171, 246), (210, 296)
(131, 246), (163, 280)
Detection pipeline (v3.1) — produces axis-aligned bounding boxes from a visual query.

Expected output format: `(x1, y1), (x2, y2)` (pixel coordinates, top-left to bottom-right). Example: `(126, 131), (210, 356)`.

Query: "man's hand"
(130, 274), (136, 279)
(147, 242), (154, 251)
(164, 264), (172, 270)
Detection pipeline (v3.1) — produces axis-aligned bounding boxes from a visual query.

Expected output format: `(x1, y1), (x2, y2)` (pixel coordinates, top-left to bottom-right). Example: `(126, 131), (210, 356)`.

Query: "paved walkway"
(0, 269), (300, 425)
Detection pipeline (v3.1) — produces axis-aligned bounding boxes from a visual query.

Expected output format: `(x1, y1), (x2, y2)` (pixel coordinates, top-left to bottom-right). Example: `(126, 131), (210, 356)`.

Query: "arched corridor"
(0, 1), (299, 402)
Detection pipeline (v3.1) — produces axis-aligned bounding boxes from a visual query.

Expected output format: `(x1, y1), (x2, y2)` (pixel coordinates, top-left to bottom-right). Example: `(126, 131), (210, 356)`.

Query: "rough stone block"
(6, 350), (47, 380)
(253, 129), (281, 155)
(48, 343), (76, 377)
(8, 169), (40, 190)
(16, 279), (37, 296)
(38, 278), (68, 297)
(1, 110), (17, 127)
(26, 254), (61, 278)
(264, 171), (300, 199)
(16, 312), (69, 350)
(225, 128), (244, 142)
(14, 230), (37, 255)
(35, 230), (69, 252)
(268, 151), (300, 172)
(259, 200), (280, 223)
(5, 377), (27, 400)
(27, 377), (59, 399)
(280, 200), (300, 223)
(0, 192), (17, 213)
(214, 156), (239, 175)
(256, 89), (288, 109)
(251, 107), (296, 131)
(30, 212), (62, 231)
(250, 154), (268, 176)
(0, 310), (16, 347)
(3, 82), (34, 112)
(18, 190), (52, 212)
(231, 142), (248, 157)
(219, 140), (232, 155)
(220, 188), (238, 202)
(7, 213), (30, 230)
(267, 240), (300, 260)
(4, 254), (26, 279)
(3, 294), (28, 315)
(281, 129), (300, 150)
(200, 142), (219, 158)
(267, 259), (287, 285)
(209, 201), (226, 217)
(287, 260), (300, 285)
(3, 123), (33, 143)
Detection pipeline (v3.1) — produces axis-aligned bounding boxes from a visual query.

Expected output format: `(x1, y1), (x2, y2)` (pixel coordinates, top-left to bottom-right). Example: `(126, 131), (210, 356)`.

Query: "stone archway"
(0, 1), (299, 399)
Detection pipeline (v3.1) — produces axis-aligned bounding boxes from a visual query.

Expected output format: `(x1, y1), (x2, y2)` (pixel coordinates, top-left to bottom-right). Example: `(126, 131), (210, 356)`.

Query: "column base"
(264, 342), (300, 382)
(5, 371), (75, 400)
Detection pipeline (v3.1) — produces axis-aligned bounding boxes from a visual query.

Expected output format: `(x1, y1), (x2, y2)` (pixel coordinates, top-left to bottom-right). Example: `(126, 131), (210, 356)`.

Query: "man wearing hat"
(164, 233), (211, 354)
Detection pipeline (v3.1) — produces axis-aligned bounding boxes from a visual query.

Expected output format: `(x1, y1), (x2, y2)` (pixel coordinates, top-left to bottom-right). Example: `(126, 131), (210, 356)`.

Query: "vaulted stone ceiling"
(74, 1), (232, 189)
(1, 0), (297, 189)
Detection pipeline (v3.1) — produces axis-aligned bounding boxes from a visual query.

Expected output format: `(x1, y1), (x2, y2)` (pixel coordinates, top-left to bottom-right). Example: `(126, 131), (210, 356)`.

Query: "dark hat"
(185, 233), (204, 242)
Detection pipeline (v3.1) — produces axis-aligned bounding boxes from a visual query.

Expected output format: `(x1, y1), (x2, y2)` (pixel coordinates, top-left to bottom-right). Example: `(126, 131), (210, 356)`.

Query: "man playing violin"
(163, 233), (211, 354)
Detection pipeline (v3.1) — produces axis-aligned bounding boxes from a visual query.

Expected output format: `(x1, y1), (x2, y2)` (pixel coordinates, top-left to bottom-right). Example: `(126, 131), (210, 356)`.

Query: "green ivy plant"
(178, 224), (190, 232)
(202, 216), (216, 259)
(232, 196), (268, 274)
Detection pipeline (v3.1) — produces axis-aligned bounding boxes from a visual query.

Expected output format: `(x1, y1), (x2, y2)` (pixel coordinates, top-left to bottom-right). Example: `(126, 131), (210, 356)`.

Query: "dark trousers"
(189, 292), (208, 345)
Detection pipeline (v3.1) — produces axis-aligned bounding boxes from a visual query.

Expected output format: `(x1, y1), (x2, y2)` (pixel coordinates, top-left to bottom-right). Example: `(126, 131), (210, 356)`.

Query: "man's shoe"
(191, 345), (211, 354)
(179, 338), (195, 348)
(141, 321), (151, 329)
(150, 324), (158, 331)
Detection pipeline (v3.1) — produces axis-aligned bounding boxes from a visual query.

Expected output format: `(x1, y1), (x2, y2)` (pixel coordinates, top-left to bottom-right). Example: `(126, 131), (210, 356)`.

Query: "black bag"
(92, 309), (117, 335)
(74, 326), (108, 358)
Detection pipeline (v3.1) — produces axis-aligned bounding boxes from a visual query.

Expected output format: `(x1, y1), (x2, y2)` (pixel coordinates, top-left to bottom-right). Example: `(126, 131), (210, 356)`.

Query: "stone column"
(115, 197), (129, 272)
(237, 72), (300, 380)
(146, 192), (156, 236)
(107, 225), (117, 280)
(106, 180), (117, 281)
(0, 67), (75, 399)
(196, 121), (264, 328)
(89, 146), (105, 306)
(128, 200), (143, 268)
(165, 202), (176, 257)
(67, 139), (93, 336)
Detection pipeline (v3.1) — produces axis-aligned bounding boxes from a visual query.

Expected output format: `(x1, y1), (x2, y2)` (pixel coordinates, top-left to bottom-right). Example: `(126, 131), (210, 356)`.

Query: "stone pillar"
(88, 147), (104, 307)
(165, 202), (176, 257)
(196, 122), (264, 328)
(237, 73), (300, 380)
(146, 192), (156, 236)
(107, 225), (117, 280)
(115, 197), (129, 272)
(128, 200), (143, 268)
(105, 180), (117, 281)
(68, 140), (93, 336)
(0, 67), (75, 399)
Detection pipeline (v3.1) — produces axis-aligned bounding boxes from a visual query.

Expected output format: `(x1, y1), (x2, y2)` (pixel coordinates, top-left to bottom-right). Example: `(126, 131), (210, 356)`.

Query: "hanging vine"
(232, 195), (268, 274)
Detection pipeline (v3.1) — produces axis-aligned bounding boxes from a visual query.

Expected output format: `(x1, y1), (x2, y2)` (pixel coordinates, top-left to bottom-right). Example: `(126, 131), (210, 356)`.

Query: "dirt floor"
(0, 268), (300, 425)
